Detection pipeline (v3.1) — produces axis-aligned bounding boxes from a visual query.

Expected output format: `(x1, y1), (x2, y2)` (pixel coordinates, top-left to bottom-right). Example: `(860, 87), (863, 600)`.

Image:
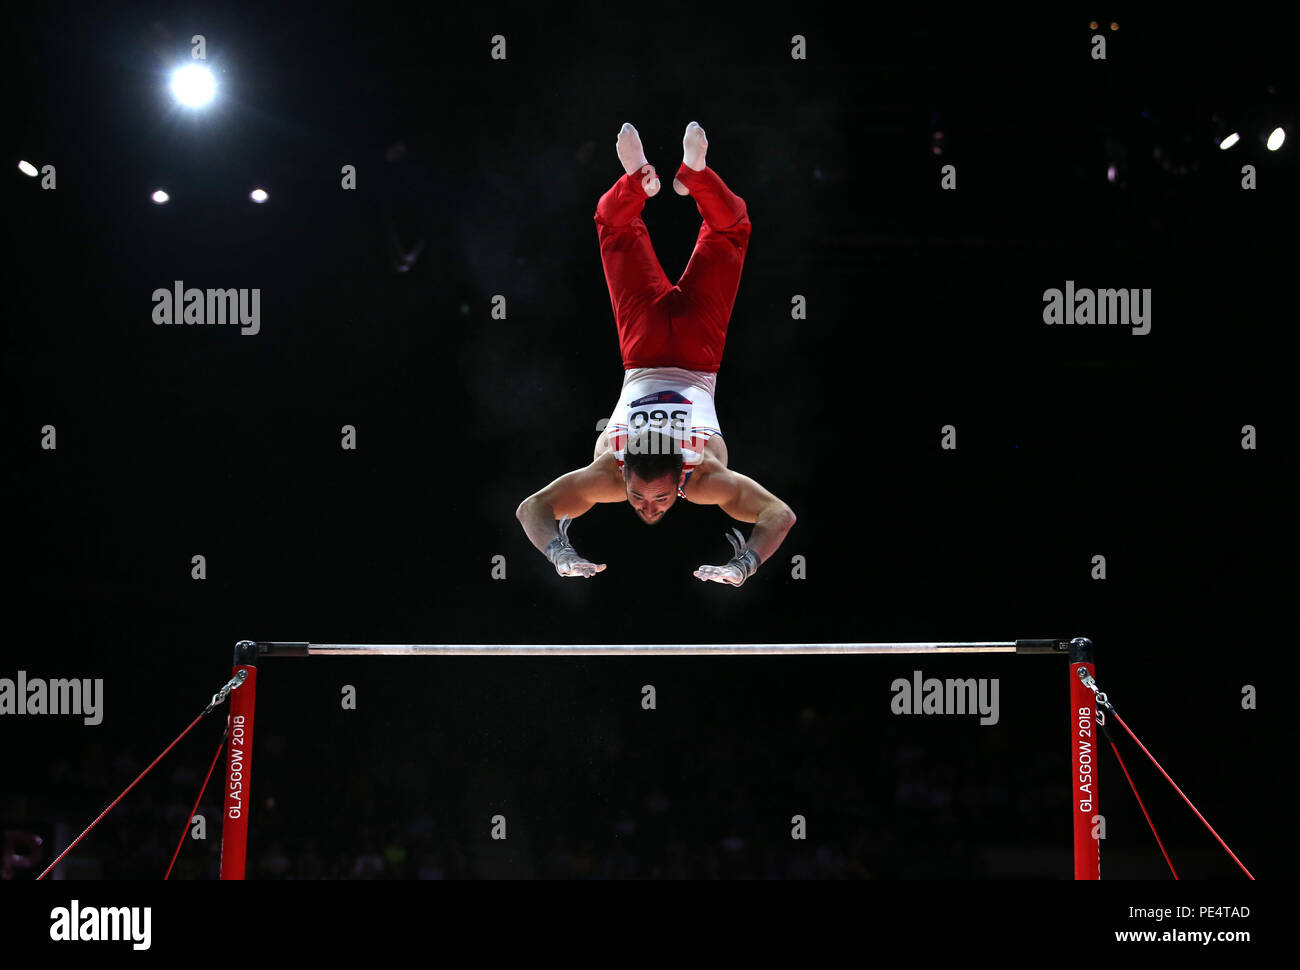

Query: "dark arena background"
(2, 2), (1293, 952)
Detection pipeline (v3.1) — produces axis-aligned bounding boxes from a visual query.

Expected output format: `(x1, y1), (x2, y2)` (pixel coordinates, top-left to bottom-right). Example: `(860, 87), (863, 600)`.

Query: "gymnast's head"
(622, 430), (685, 526)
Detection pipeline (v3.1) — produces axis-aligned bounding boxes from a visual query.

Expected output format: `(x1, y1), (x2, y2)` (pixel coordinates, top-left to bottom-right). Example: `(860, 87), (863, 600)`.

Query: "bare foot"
(674, 121), (708, 195)
(617, 122), (660, 196)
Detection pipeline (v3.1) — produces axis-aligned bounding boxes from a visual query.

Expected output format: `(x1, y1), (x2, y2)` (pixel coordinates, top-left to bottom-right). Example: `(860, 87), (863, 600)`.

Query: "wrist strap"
(733, 547), (761, 581)
(724, 528), (761, 582)
(545, 514), (575, 564)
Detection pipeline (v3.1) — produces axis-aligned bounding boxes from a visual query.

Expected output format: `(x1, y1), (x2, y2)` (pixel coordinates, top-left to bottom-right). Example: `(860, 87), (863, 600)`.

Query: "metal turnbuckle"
(1075, 666), (1112, 721)
(203, 669), (248, 716)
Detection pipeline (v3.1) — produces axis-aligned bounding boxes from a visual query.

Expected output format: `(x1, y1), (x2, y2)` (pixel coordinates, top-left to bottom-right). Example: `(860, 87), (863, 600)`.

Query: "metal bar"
(252, 640), (1062, 657)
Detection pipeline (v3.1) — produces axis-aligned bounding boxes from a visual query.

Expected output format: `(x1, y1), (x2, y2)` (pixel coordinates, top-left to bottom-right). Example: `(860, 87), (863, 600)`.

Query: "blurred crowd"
(7, 714), (1066, 879)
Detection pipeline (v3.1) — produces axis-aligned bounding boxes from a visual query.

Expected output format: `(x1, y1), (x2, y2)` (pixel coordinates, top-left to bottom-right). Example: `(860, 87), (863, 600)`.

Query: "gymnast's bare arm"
(515, 457), (625, 564)
(685, 467), (796, 567)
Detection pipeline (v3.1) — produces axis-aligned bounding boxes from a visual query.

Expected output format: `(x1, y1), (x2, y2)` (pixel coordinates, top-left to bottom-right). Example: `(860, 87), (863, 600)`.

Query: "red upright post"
(1069, 637), (1100, 879)
(219, 640), (259, 880)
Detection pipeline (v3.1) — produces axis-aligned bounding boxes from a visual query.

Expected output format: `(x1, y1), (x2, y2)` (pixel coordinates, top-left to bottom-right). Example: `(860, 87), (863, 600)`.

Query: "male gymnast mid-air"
(516, 122), (795, 587)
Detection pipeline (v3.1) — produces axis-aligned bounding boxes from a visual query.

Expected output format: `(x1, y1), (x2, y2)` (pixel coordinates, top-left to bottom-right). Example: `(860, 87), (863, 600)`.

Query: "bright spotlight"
(18, 160), (39, 177)
(249, 188), (269, 203)
(1218, 132), (1240, 150)
(170, 64), (216, 107)
(1266, 127), (1285, 151)
(152, 189), (170, 204)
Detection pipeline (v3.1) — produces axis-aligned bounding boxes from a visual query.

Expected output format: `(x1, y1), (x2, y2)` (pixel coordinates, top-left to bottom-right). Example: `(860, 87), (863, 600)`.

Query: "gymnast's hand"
(545, 514), (607, 578)
(693, 528), (761, 587)
(555, 552), (607, 578)
(692, 560), (746, 586)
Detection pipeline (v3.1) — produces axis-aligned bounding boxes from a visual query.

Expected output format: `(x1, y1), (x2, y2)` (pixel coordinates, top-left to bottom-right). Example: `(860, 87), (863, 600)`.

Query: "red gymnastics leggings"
(594, 162), (751, 373)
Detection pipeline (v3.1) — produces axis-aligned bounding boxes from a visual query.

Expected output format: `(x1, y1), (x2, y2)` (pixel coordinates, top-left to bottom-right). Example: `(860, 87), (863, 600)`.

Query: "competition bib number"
(627, 407), (689, 433)
(625, 406), (691, 456)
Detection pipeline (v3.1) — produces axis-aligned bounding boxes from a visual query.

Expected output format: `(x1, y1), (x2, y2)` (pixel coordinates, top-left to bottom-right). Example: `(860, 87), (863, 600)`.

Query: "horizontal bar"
(250, 640), (1072, 657)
